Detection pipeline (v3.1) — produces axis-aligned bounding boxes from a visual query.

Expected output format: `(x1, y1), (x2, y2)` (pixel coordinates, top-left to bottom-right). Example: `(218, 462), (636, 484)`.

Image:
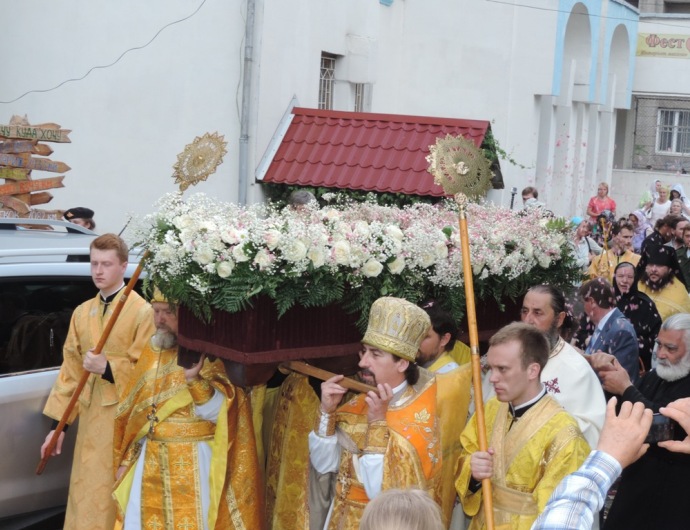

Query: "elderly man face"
(151, 301), (178, 349)
(520, 290), (563, 349)
(655, 329), (690, 382)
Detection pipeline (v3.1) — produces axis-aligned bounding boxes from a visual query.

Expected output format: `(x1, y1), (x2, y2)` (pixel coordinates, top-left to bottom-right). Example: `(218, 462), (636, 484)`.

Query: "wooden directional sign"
(0, 141), (53, 156)
(0, 208), (62, 220)
(28, 209), (63, 220)
(0, 176), (64, 196)
(0, 140), (34, 154)
(0, 152), (29, 168)
(27, 156), (70, 173)
(0, 195), (30, 214)
(0, 153), (69, 173)
(32, 144), (54, 156)
(0, 124), (71, 143)
(29, 192), (53, 206)
(0, 168), (29, 181)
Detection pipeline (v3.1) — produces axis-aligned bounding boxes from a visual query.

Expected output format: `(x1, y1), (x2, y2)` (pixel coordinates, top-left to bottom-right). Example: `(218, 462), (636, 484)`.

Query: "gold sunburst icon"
(173, 132), (228, 191)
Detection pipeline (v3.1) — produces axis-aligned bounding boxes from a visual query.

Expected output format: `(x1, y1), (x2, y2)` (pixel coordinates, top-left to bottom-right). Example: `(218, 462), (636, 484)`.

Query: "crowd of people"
(37, 180), (690, 530)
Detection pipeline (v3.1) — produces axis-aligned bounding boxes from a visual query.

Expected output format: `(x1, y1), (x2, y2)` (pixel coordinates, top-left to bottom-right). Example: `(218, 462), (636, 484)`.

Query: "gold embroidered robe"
(428, 353), (460, 373)
(265, 373), (320, 530)
(588, 249), (640, 282)
(435, 363), (472, 527)
(326, 369), (442, 530)
(113, 344), (264, 530)
(456, 396), (589, 530)
(43, 290), (154, 530)
(638, 279), (690, 321)
(448, 341), (472, 366)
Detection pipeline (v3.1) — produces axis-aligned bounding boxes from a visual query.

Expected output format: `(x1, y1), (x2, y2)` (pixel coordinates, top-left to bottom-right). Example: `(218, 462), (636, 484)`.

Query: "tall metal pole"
(456, 194), (495, 530)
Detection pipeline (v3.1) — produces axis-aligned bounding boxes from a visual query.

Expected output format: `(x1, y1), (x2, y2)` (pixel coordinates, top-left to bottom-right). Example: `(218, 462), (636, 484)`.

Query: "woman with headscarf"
(629, 210), (653, 253)
(613, 261), (662, 372)
(671, 183), (690, 208)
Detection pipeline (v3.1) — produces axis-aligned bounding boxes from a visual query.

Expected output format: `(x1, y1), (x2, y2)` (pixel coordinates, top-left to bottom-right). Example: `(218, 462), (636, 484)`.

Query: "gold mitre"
(149, 287), (168, 304)
(361, 297), (431, 362)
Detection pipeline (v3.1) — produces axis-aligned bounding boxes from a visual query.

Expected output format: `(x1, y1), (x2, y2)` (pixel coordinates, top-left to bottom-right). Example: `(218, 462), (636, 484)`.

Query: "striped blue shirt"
(531, 450), (621, 530)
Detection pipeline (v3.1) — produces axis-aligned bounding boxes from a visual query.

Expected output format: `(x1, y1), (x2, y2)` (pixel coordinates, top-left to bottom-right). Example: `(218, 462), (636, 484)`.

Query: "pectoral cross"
(147, 404), (159, 436)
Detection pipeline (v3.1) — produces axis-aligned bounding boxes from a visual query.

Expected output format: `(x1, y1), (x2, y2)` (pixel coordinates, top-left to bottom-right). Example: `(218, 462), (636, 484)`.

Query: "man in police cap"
(63, 206), (96, 230)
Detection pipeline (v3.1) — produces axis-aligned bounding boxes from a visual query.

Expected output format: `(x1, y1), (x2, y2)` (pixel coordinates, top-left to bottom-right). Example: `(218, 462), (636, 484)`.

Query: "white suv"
(0, 219), (142, 527)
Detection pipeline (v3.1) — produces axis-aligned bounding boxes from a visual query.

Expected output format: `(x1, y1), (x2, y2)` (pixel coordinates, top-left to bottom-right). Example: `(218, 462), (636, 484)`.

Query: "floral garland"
(134, 192), (579, 329)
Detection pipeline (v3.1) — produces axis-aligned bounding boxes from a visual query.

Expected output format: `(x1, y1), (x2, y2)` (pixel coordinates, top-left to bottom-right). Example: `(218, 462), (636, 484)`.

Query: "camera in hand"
(645, 413), (676, 444)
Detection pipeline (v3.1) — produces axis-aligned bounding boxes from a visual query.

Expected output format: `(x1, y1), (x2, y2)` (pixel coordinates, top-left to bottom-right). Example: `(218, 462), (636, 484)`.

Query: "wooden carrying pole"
(36, 251), (150, 475)
(458, 201), (495, 529)
(280, 360), (377, 394)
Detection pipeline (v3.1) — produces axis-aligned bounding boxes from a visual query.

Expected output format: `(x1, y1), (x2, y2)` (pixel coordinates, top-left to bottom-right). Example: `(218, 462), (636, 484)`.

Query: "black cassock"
(604, 370), (690, 530)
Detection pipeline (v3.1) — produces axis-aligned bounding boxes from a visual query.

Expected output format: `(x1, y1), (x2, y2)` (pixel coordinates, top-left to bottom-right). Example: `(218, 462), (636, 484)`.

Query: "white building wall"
(612, 15), (690, 214)
(1, 0), (635, 233)
(1, 1), (246, 234)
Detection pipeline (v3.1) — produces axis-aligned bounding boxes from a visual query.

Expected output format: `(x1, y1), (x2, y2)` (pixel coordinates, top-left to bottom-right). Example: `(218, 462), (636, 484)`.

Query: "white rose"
(333, 240), (351, 265)
(308, 247), (326, 268)
(523, 241), (534, 258)
(388, 256), (405, 274)
(284, 240), (308, 262)
(179, 228), (195, 245)
(216, 261), (234, 278)
(349, 247), (365, 268)
(173, 214), (195, 230)
(195, 246), (214, 265)
(434, 241), (448, 260)
(232, 244), (250, 262)
(198, 220), (216, 232)
(254, 249), (273, 270)
(156, 244), (176, 262)
(538, 255), (552, 268)
(385, 236), (402, 254)
(264, 229), (282, 250)
(323, 208), (341, 222)
(419, 251), (436, 268)
(353, 221), (370, 238)
(384, 225), (404, 241)
(221, 227), (246, 245)
(362, 259), (384, 277)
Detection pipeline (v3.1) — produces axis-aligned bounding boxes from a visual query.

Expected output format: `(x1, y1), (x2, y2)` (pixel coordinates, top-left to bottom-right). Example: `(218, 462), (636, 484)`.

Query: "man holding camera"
(589, 313), (690, 529)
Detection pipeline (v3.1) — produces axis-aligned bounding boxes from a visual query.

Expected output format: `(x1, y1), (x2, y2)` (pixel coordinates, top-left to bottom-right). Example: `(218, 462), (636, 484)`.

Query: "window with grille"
(319, 53), (337, 110)
(354, 83), (365, 112)
(657, 109), (690, 154)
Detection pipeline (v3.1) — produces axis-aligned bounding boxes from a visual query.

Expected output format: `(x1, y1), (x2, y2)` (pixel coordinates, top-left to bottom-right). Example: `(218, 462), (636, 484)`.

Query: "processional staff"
(427, 134), (496, 530)
(36, 251), (150, 475)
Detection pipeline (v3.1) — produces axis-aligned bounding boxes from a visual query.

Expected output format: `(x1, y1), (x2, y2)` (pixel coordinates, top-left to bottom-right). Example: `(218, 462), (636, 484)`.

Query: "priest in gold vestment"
(419, 299), (473, 527)
(309, 297), (443, 530)
(456, 323), (590, 530)
(41, 234), (155, 530)
(113, 291), (264, 530)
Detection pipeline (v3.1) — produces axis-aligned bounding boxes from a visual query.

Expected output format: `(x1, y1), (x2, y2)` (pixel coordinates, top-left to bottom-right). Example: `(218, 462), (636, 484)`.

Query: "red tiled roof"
(261, 107), (495, 197)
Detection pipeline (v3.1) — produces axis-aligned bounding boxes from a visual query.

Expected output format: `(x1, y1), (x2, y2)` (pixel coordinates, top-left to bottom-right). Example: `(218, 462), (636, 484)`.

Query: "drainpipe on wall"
(238, 0), (256, 205)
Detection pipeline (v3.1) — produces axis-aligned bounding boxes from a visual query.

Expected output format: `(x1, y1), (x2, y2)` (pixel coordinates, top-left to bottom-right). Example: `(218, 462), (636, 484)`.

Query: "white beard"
(656, 353), (690, 382)
(151, 330), (177, 350)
